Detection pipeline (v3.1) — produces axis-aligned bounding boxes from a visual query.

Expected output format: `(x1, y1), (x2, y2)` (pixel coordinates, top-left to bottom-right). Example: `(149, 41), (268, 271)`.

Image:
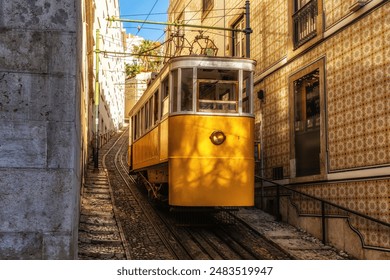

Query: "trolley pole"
(245, 0), (252, 58)
(93, 29), (100, 170)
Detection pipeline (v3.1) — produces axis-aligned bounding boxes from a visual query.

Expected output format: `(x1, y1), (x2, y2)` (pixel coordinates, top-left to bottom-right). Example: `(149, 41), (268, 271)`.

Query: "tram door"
(294, 69), (320, 177)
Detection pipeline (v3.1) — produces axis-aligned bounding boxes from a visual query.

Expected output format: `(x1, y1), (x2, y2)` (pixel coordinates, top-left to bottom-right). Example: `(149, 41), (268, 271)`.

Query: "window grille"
(293, 0), (318, 49)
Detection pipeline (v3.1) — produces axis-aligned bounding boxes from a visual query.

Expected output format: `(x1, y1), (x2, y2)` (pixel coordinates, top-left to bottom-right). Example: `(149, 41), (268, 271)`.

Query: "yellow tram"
(128, 55), (256, 207)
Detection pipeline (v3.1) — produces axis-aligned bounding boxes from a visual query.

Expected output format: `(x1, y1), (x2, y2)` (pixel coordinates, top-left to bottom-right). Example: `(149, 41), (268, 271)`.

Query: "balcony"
(293, 0), (318, 49)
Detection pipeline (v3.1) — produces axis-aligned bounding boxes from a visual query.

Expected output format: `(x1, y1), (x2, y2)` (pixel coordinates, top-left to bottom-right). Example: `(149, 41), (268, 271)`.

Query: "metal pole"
(321, 201), (327, 244)
(245, 0), (252, 58)
(276, 185), (281, 221)
(94, 29), (100, 170)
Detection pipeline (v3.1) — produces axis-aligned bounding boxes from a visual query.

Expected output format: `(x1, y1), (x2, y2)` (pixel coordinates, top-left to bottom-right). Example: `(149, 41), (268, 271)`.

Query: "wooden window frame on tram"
(197, 79), (239, 113)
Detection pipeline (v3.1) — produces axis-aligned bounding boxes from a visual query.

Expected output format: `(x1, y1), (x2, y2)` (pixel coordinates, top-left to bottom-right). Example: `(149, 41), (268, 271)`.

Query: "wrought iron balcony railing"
(293, 0), (318, 49)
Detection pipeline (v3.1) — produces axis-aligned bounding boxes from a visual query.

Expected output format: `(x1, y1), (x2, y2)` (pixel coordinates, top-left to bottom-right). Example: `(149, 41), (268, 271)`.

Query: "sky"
(118, 0), (169, 42)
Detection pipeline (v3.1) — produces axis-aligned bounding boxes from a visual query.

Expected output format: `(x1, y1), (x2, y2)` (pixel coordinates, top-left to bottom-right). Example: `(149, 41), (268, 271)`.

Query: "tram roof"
(167, 55), (256, 69)
(128, 55), (256, 116)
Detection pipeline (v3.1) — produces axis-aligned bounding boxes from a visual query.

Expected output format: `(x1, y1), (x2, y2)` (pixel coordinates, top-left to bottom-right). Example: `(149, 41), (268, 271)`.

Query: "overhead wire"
(102, 1), (246, 60)
(120, 7), (244, 18)
(121, 1), (244, 43)
(202, 1), (245, 37)
(102, 50), (171, 59)
(135, 0), (159, 36)
(120, 0), (189, 60)
(124, 0), (160, 47)
(162, 1), (245, 56)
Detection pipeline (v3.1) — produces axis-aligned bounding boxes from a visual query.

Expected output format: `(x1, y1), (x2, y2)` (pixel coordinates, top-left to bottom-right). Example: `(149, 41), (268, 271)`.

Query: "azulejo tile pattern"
(252, 0), (288, 75)
(324, 0), (357, 28)
(256, 1), (390, 251)
(290, 180), (390, 249)
(259, 3), (389, 176)
(326, 5), (390, 171)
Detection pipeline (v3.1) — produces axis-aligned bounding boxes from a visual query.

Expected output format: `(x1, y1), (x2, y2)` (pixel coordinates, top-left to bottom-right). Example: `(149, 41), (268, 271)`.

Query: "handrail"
(255, 175), (390, 251)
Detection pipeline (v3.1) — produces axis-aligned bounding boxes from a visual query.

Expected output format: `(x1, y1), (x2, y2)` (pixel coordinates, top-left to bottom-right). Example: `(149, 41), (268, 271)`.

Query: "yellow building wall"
(326, 5), (389, 171)
(252, 1), (389, 258)
(256, 70), (290, 179)
(257, 3), (389, 177)
(251, 0), (288, 73)
(324, 0), (366, 28)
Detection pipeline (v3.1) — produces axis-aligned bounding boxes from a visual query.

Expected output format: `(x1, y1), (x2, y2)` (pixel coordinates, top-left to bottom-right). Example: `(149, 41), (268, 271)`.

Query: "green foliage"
(125, 63), (141, 78)
(132, 40), (163, 72)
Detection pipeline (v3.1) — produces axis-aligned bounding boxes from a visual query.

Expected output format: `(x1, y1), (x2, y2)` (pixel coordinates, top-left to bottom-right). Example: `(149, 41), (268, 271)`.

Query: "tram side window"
(172, 70), (178, 113)
(161, 77), (169, 117)
(140, 107), (145, 134)
(242, 70), (252, 113)
(136, 112), (141, 139)
(132, 115), (137, 141)
(149, 97), (153, 129)
(153, 90), (159, 125)
(181, 68), (193, 111)
(145, 102), (149, 131)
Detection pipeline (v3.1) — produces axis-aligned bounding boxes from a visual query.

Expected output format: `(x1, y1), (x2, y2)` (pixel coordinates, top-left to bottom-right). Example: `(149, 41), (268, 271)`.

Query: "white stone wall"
(124, 72), (153, 118)
(93, 0), (126, 133)
(125, 34), (144, 65)
(0, 0), (80, 259)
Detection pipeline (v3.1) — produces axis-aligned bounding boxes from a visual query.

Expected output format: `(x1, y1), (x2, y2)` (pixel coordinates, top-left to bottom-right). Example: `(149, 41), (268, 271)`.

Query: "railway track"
(79, 128), (293, 260)
(78, 140), (128, 259)
(105, 128), (190, 259)
(152, 209), (292, 260)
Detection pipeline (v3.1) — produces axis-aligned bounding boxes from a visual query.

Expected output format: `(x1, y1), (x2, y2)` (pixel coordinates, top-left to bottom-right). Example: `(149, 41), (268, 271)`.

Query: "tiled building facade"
(167, 0), (389, 259)
(83, 0), (126, 154)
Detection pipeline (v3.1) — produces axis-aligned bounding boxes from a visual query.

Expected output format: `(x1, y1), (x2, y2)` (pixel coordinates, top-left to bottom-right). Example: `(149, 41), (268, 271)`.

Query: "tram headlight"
(209, 130), (226, 145)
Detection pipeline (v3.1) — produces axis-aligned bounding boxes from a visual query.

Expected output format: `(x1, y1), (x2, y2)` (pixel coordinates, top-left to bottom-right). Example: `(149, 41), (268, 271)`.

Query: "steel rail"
(113, 133), (192, 259)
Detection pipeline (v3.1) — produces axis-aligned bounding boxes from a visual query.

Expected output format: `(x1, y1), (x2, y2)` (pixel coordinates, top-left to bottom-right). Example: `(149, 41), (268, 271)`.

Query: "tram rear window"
(197, 68), (238, 81)
(161, 77), (169, 117)
(198, 81), (238, 112)
(197, 69), (238, 113)
(197, 68), (238, 113)
(181, 68), (193, 111)
(242, 70), (252, 113)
